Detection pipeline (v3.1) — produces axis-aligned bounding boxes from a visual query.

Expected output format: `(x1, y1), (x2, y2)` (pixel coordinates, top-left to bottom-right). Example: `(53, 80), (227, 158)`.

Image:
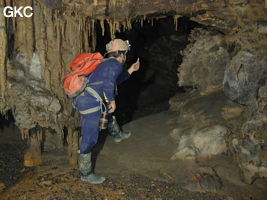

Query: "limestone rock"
(223, 50), (267, 106)
(171, 125), (228, 160)
(233, 113), (267, 183)
(184, 167), (222, 192)
(169, 91), (244, 160)
(0, 182), (6, 192)
(178, 28), (229, 95)
(258, 20), (267, 34)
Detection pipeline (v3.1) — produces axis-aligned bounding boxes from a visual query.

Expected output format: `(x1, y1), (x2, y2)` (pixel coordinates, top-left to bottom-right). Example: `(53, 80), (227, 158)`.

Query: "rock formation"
(169, 1), (267, 184)
(0, 0), (266, 185)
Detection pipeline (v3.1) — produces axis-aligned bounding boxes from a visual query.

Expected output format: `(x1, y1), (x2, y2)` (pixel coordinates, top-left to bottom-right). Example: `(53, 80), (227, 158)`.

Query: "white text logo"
(3, 6), (33, 18)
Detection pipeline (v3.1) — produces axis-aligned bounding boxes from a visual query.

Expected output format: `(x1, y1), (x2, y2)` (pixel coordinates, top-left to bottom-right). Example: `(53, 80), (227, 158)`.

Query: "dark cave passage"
(0, 110), (15, 131)
(95, 16), (201, 124)
(0, 111), (29, 188)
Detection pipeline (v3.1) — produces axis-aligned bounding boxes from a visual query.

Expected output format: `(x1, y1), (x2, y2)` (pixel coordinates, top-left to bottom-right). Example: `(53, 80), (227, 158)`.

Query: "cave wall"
(0, 0), (266, 174)
(178, 28), (229, 94)
(171, 2), (267, 183)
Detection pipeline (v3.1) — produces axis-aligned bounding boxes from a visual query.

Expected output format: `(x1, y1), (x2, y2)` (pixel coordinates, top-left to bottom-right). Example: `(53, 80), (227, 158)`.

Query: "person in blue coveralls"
(74, 39), (140, 184)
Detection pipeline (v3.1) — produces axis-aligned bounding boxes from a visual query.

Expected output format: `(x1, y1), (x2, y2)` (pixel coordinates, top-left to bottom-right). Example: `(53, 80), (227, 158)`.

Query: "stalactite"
(126, 18), (132, 30)
(84, 18), (89, 52)
(12, 0), (34, 63)
(110, 20), (114, 39)
(147, 18), (154, 26)
(115, 21), (120, 35)
(91, 19), (96, 51)
(34, 1), (49, 89)
(21, 128), (29, 140)
(56, 17), (63, 95)
(100, 18), (105, 36)
(93, 0), (98, 6)
(84, 19), (90, 52)
(25, 0), (34, 63)
(173, 15), (180, 31)
(78, 17), (82, 53)
(110, 20), (113, 39)
(109, 0), (116, 8)
(0, 3), (7, 97)
(122, 21), (125, 32)
(36, 128), (43, 143)
(44, 5), (55, 91)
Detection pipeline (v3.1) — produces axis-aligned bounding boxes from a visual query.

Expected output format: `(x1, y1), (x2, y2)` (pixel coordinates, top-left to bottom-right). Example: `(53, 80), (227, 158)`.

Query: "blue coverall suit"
(74, 58), (130, 154)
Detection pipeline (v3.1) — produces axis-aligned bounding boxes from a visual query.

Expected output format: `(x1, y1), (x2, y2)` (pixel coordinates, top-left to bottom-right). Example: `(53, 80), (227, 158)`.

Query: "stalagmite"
(67, 128), (79, 166)
(24, 128), (43, 167)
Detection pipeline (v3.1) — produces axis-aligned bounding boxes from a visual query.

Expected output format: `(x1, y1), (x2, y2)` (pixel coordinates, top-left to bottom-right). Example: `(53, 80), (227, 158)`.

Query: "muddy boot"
(108, 116), (131, 143)
(78, 153), (105, 184)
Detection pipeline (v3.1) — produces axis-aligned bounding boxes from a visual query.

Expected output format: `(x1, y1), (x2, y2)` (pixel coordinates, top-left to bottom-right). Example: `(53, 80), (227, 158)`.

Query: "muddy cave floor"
(1, 111), (267, 200)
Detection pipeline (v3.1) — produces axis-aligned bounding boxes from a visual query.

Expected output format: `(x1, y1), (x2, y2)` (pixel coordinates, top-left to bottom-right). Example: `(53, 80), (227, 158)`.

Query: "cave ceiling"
(40, 0), (267, 33)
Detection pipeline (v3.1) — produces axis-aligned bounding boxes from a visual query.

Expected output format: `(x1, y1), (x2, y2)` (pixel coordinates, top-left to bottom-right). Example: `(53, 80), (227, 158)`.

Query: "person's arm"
(128, 59), (140, 74)
(116, 59), (141, 84)
(102, 60), (123, 112)
(116, 70), (130, 85)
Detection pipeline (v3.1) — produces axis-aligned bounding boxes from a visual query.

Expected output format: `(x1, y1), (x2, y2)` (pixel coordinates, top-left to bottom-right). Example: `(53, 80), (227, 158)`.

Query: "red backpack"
(62, 52), (103, 98)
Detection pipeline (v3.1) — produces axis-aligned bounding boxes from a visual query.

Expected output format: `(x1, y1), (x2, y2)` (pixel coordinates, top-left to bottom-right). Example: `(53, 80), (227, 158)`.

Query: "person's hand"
(108, 101), (116, 113)
(128, 59), (140, 74)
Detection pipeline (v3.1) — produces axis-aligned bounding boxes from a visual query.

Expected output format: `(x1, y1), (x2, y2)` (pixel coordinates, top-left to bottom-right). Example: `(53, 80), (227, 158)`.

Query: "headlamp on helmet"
(106, 39), (131, 54)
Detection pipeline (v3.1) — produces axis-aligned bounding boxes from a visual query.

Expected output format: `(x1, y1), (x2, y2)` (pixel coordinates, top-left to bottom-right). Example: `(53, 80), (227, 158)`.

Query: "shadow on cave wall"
(95, 16), (202, 125)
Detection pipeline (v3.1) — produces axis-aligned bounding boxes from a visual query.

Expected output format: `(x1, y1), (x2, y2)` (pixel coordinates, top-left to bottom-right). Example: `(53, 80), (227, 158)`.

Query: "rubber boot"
(78, 153), (105, 184)
(108, 116), (131, 143)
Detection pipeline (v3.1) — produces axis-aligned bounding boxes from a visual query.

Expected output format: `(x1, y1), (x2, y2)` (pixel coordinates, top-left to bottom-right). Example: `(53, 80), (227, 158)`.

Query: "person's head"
(105, 39), (131, 63)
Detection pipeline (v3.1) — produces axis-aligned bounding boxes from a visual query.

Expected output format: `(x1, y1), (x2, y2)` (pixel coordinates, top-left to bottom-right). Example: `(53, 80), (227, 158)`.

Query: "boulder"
(171, 125), (228, 160)
(169, 91), (243, 161)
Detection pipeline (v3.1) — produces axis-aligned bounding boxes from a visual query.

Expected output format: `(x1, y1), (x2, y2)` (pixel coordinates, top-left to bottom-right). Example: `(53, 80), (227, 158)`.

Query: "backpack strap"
(77, 86), (107, 115)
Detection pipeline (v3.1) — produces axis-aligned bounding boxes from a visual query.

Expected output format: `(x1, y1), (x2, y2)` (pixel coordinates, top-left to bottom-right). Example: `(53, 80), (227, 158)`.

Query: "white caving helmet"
(106, 39), (131, 54)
